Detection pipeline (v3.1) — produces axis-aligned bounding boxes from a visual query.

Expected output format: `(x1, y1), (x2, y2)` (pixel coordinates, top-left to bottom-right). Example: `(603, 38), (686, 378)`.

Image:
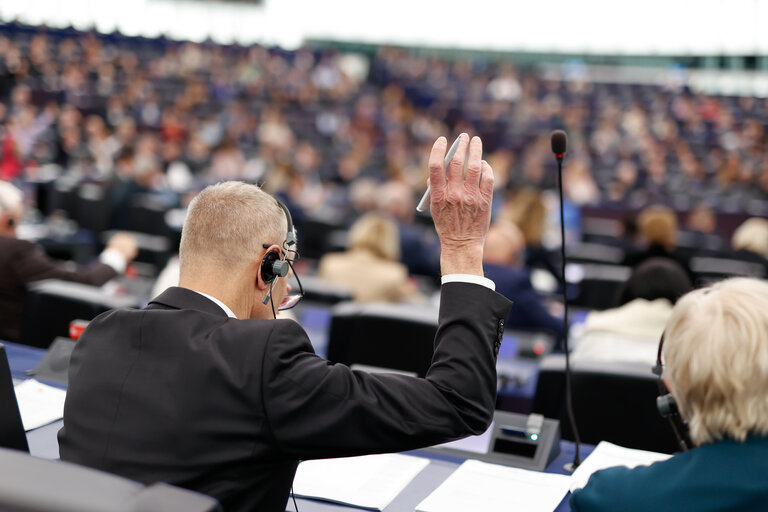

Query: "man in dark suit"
(0, 181), (138, 342)
(58, 134), (513, 512)
(570, 278), (768, 511)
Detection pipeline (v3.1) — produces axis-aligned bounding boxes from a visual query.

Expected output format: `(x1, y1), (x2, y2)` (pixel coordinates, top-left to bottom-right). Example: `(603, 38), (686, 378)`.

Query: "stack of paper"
(13, 379), (67, 431)
(569, 441), (672, 491)
(415, 459), (571, 512)
(292, 453), (429, 510)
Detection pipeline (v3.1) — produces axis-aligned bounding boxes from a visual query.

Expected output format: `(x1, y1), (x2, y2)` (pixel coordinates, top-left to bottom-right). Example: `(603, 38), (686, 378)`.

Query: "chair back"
(20, 280), (141, 349)
(326, 302), (438, 377)
(532, 353), (680, 453)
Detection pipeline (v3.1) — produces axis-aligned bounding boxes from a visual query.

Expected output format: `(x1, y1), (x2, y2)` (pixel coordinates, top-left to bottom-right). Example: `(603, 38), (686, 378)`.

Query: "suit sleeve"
(11, 240), (118, 286)
(259, 282), (512, 460)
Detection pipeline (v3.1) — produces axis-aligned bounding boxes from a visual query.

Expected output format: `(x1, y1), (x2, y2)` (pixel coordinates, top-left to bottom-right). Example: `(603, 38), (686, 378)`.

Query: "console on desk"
(426, 410), (561, 472)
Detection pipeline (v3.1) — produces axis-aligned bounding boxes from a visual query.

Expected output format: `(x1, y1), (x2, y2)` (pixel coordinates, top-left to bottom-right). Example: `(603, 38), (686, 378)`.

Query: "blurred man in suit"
(0, 180), (137, 342)
(483, 221), (565, 342)
(59, 134), (513, 512)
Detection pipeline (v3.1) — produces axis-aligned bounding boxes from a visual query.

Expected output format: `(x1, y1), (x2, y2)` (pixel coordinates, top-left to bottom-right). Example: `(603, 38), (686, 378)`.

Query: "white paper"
(434, 421), (493, 454)
(569, 441), (671, 492)
(415, 459), (570, 512)
(13, 379), (67, 431)
(292, 453), (429, 510)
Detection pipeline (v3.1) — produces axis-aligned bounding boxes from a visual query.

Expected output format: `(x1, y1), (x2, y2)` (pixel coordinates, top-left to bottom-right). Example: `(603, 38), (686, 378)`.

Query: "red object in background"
(69, 319), (89, 340)
(0, 132), (22, 180)
(125, 264), (138, 279)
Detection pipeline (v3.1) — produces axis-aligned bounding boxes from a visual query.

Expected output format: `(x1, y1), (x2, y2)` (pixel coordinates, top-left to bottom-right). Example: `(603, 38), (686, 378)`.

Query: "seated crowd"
(1, 20), (768, 512)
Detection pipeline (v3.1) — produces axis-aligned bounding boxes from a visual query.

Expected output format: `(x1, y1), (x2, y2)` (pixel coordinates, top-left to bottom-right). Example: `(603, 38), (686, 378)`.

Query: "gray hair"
(179, 182), (287, 273)
(664, 277), (768, 444)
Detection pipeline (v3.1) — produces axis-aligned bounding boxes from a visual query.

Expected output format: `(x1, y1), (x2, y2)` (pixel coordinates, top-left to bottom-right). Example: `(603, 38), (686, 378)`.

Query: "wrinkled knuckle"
(467, 162), (482, 174)
(445, 189), (462, 205)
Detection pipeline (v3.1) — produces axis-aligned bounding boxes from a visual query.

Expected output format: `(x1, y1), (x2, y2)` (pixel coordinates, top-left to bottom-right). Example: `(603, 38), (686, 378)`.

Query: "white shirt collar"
(190, 290), (237, 319)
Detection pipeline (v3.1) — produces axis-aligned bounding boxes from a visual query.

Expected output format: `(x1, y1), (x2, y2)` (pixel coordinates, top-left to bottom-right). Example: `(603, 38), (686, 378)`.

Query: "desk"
(285, 443), (592, 512)
(8, 341), (590, 512)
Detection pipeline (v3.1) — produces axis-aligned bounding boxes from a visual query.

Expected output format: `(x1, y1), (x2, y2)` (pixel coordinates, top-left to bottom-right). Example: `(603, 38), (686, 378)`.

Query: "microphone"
(551, 129), (567, 160)
(550, 129), (581, 472)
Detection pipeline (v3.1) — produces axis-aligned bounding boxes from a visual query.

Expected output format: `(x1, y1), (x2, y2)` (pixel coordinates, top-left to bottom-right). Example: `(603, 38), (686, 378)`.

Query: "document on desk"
(13, 379), (67, 431)
(569, 441), (671, 491)
(415, 459), (570, 512)
(292, 453), (429, 510)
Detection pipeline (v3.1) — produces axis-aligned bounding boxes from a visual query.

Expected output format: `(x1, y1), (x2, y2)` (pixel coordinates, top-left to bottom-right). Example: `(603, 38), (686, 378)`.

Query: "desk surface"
(8, 341), (587, 512)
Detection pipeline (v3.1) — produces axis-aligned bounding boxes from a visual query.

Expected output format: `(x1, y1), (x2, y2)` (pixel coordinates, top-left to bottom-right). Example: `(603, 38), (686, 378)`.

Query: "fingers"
(428, 136), (448, 193)
(465, 136), (483, 188)
(447, 133), (469, 187)
(479, 159), (495, 200)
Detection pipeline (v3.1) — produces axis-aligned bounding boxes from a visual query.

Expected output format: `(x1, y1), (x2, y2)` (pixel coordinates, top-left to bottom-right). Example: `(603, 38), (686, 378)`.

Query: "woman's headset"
(652, 331), (691, 451)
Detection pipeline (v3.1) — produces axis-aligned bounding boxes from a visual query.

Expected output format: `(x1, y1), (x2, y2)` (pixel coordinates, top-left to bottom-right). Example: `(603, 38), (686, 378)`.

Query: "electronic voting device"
(426, 410), (560, 471)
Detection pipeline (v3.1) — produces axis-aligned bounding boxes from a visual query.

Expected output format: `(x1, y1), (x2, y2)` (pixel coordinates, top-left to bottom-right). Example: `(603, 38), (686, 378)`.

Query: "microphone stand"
(555, 153), (581, 472)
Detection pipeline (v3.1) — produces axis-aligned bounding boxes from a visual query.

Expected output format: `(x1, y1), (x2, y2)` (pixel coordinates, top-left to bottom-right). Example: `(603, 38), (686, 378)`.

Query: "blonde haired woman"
(571, 277), (768, 511)
(318, 213), (418, 302)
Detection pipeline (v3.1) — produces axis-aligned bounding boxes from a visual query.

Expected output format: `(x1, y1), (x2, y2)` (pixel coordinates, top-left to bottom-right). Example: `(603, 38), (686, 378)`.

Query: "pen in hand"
(416, 135), (463, 212)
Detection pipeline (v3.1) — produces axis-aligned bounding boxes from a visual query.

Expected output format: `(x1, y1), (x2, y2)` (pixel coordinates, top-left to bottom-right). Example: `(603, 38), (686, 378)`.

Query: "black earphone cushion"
(261, 250), (280, 283)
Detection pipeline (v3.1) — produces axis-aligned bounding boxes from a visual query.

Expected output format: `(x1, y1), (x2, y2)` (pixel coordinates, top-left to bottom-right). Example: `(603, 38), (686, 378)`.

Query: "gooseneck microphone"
(550, 129), (582, 472)
(551, 130), (567, 161)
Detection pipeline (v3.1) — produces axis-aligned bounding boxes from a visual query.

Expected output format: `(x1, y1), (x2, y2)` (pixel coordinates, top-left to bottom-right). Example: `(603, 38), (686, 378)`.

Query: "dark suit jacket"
(484, 263), (565, 341)
(59, 283), (511, 512)
(570, 435), (768, 511)
(0, 235), (117, 342)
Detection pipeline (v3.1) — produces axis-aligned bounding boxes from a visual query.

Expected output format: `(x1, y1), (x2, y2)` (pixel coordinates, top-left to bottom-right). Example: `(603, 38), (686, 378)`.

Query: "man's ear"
(0, 212), (14, 231)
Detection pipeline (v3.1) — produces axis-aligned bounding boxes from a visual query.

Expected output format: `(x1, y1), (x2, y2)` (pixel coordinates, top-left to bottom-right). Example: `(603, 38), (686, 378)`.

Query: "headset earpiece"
(261, 250), (287, 283)
(7, 217), (15, 228)
(655, 331), (690, 451)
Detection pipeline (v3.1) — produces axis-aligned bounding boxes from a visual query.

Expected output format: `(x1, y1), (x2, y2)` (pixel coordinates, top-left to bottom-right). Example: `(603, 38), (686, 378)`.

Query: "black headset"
(260, 199), (301, 313)
(652, 331), (691, 451)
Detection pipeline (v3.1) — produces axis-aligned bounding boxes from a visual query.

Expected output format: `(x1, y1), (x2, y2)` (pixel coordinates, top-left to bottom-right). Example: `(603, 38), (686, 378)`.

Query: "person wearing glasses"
(58, 134), (512, 512)
(571, 277), (768, 511)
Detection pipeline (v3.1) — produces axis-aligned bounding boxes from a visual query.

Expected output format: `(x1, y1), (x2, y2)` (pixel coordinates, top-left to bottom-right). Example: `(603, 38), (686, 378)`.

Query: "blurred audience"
(317, 213), (419, 303)
(0, 180), (138, 341)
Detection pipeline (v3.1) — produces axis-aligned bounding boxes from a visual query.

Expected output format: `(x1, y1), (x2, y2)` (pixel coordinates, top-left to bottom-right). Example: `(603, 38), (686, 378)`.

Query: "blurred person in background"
(482, 221), (565, 342)
(0, 180), (138, 342)
(318, 212), (420, 303)
(729, 217), (768, 278)
(681, 203), (723, 253)
(572, 258), (693, 365)
(378, 180), (440, 278)
(501, 188), (560, 284)
(622, 205), (692, 279)
(572, 278), (768, 511)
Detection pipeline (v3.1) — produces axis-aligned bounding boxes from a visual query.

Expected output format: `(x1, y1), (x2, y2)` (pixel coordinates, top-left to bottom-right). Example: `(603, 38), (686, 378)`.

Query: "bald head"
(484, 222), (526, 266)
(179, 182), (287, 276)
